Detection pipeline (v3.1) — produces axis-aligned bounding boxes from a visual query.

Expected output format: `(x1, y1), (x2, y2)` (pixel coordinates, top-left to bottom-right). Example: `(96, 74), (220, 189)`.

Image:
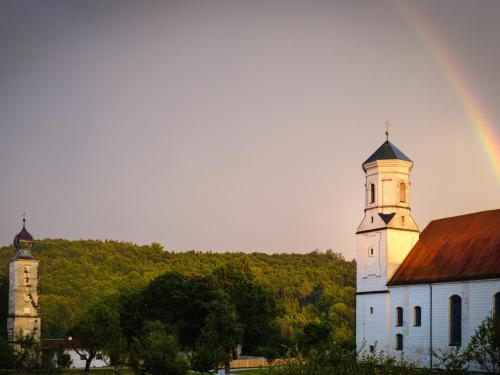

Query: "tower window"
(371, 216), (374, 223)
(396, 307), (403, 326)
(395, 334), (403, 350)
(449, 295), (462, 346)
(369, 345), (374, 353)
(370, 184), (376, 204)
(370, 307), (373, 314)
(494, 292), (500, 318)
(368, 248), (374, 257)
(414, 306), (421, 327)
(399, 182), (406, 203)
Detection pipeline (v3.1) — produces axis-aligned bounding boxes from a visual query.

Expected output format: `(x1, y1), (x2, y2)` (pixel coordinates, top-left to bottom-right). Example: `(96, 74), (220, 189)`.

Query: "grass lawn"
(0, 369), (134, 374)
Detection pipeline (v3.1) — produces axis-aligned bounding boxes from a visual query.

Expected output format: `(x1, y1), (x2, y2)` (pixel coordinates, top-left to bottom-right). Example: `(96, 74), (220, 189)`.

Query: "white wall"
(388, 279), (500, 371)
(66, 349), (108, 369)
(357, 230), (388, 293)
(356, 292), (390, 354)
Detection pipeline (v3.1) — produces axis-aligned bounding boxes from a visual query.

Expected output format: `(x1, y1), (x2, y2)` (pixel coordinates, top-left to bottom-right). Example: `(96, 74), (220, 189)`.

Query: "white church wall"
(356, 231), (388, 293)
(389, 285), (430, 366)
(386, 229), (419, 281)
(356, 292), (390, 354)
(388, 279), (500, 371)
(431, 279), (500, 371)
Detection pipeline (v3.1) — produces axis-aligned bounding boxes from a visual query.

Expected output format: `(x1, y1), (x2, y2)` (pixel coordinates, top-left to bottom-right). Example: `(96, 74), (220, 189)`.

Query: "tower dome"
(13, 218), (35, 260)
(362, 140), (412, 171)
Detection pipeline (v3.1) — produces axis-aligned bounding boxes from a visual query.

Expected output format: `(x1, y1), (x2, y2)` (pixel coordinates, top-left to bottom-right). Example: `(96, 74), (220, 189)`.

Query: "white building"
(44, 339), (108, 369)
(355, 137), (500, 370)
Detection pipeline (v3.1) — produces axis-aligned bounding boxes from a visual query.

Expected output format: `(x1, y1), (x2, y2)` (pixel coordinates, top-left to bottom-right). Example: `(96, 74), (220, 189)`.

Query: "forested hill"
(0, 239), (355, 340)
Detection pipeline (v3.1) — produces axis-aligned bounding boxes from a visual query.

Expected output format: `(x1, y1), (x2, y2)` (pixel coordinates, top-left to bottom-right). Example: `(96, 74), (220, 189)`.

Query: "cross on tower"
(385, 120), (391, 141)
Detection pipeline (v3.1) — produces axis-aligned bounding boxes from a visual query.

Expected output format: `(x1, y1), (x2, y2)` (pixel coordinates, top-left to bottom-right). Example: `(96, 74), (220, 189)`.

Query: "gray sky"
(1, 0), (499, 259)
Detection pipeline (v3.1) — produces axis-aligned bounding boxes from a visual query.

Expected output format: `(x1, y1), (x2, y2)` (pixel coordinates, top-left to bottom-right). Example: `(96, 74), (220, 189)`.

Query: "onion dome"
(13, 218), (34, 251)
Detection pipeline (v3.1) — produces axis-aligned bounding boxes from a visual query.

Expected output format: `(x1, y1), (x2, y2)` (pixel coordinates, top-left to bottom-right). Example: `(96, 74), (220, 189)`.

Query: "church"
(356, 136), (500, 370)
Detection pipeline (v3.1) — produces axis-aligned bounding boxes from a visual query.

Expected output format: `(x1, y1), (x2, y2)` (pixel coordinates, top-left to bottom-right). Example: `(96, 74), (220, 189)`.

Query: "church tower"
(7, 218), (41, 342)
(355, 134), (419, 353)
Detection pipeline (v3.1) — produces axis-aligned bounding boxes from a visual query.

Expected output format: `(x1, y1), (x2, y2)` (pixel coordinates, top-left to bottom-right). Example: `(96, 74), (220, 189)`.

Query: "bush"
(129, 321), (188, 375)
(466, 313), (500, 374)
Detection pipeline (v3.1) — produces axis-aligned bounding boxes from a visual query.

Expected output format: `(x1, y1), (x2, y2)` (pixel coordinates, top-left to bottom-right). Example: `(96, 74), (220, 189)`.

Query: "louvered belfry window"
(399, 182), (406, 202)
(449, 295), (462, 346)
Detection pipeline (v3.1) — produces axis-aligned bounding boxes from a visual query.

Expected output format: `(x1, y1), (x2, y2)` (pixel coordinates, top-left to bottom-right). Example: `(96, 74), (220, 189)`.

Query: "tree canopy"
(0, 239), (356, 349)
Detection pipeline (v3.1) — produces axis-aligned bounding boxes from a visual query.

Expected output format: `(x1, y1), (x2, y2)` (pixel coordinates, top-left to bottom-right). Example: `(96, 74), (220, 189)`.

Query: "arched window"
(395, 334), (403, 351)
(414, 306), (421, 327)
(399, 182), (406, 203)
(450, 295), (462, 346)
(495, 292), (500, 318)
(370, 183), (376, 204)
(396, 307), (403, 327)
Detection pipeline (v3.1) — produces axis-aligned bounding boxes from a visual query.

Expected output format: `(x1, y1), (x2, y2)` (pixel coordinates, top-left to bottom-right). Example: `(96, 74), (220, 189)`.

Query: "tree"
(432, 346), (469, 374)
(212, 263), (281, 353)
(69, 303), (124, 372)
(191, 300), (242, 375)
(466, 313), (500, 374)
(11, 333), (42, 372)
(129, 320), (188, 375)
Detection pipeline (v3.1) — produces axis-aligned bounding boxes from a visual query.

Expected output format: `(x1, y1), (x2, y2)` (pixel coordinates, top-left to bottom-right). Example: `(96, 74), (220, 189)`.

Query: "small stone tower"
(7, 218), (41, 342)
(355, 136), (420, 353)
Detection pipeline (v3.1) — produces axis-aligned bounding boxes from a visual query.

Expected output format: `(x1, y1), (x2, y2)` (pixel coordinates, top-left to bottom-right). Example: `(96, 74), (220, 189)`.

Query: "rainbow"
(393, 0), (500, 185)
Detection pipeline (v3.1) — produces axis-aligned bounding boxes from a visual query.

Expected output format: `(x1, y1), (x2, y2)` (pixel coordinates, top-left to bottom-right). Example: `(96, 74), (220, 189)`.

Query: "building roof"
(363, 141), (412, 165)
(388, 209), (500, 286)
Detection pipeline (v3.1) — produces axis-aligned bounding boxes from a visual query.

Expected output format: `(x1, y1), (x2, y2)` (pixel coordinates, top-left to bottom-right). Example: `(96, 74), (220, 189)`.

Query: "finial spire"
(385, 120), (390, 141)
(22, 212), (26, 226)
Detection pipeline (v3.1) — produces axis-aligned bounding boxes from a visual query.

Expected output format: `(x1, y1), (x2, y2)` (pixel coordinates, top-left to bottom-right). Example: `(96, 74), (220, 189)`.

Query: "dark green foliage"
(69, 303), (124, 372)
(267, 341), (420, 375)
(211, 263), (280, 352)
(0, 239), (356, 348)
(192, 299), (243, 373)
(120, 272), (223, 348)
(129, 321), (188, 375)
(42, 343), (71, 371)
(432, 346), (469, 374)
(0, 275), (9, 337)
(465, 313), (500, 374)
(0, 240), (356, 343)
(0, 335), (14, 369)
(12, 334), (42, 371)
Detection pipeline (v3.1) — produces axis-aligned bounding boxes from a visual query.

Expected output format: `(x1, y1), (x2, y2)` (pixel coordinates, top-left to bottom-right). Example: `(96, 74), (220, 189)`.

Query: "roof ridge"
(427, 208), (500, 224)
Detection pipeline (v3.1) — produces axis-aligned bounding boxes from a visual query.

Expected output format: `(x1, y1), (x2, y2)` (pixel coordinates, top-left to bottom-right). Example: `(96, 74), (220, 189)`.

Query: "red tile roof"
(388, 209), (500, 286)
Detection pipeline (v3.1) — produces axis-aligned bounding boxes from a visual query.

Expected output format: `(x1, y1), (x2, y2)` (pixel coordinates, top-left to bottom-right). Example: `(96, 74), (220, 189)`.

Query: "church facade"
(356, 139), (500, 370)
